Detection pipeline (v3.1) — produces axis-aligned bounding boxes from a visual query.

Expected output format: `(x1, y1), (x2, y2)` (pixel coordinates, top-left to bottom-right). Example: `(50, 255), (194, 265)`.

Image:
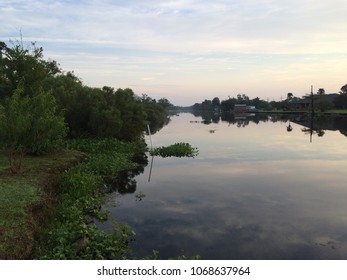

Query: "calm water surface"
(102, 113), (347, 259)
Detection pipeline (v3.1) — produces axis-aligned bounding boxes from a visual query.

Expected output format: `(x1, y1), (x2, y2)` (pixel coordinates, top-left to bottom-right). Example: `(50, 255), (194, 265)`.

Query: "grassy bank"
(0, 149), (85, 259)
(1, 138), (148, 259)
(36, 138), (148, 260)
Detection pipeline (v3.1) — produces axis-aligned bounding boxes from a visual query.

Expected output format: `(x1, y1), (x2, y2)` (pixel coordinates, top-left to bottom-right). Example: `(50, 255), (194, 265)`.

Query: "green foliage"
(0, 84), (67, 172)
(44, 76), (159, 140)
(65, 138), (147, 159)
(38, 165), (127, 259)
(150, 142), (199, 158)
(0, 41), (67, 171)
(66, 139), (145, 179)
(25, 89), (67, 155)
(59, 168), (102, 200)
(143, 102), (168, 133)
(38, 139), (148, 259)
(135, 191), (146, 201)
(89, 106), (122, 138)
(1, 41), (169, 141)
(0, 41), (60, 99)
(0, 85), (32, 172)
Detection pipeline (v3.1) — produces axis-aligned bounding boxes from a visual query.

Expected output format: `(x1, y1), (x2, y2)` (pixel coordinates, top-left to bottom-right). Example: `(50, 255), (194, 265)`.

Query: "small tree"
(0, 84), (67, 173)
(25, 89), (67, 155)
(0, 85), (32, 173)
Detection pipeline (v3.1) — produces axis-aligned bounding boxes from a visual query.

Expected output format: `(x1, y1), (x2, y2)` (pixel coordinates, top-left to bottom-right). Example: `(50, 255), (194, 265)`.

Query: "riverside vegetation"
(37, 139), (148, 259)
(0, 40), (173, 259)
(150, 142), (199, 158)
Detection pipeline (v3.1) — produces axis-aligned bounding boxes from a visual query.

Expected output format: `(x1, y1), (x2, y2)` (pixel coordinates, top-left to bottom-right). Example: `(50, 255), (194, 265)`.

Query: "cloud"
(1, 0), (347, 105)
(3, 0), (346, 54)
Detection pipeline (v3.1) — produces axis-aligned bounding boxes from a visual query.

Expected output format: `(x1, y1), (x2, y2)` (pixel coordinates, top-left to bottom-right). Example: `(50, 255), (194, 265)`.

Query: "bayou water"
(101, 112), (347, 260)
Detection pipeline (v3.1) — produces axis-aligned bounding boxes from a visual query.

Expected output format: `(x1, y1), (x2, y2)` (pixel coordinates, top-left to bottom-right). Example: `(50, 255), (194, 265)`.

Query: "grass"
(0, 149), (85, 259)
(0, 179), (39, 258)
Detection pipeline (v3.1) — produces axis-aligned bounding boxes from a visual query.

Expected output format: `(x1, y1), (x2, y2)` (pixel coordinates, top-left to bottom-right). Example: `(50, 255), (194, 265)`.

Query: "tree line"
(191, 86), (347, 112)
(0, 40), (171, 172)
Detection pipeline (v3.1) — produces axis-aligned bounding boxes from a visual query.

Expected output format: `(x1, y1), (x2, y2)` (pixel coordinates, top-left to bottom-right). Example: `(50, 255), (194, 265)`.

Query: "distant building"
(246, 106), (256, 111)
(234, 104), (256, 113)
(234, 104), (247, 113)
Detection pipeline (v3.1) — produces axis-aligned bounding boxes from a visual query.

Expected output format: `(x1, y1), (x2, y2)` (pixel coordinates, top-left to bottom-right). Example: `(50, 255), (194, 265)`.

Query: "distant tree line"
(192, 94), (270, 112)
(191, 86), (347, 112)
(0, 40), (171, 172)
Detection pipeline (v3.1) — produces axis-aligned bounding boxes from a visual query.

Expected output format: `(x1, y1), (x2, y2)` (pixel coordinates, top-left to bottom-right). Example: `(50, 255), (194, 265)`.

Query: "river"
(100, 112), (347, 260)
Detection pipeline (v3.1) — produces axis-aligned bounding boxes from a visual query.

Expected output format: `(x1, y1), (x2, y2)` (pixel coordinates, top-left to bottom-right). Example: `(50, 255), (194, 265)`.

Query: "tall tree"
(317, 88), (325, 95)
(0, 41), (60, 99)
(0, 41), (66, 172)
(340, 84), (347, 95)
(212, 97), (221, 108)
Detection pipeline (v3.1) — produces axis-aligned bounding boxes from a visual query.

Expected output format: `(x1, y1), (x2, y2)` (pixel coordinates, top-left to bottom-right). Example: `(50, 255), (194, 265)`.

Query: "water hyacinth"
(150, 142), (198, 158)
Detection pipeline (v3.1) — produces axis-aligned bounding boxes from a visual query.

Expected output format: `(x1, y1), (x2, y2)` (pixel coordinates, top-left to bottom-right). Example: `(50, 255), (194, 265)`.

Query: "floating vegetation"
(135, 191), (146, 201)
(150, 142), (199, 158)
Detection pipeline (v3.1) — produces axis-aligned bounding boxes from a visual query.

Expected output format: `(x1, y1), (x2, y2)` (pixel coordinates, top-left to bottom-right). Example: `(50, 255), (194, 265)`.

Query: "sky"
(1, 0), (347, 106)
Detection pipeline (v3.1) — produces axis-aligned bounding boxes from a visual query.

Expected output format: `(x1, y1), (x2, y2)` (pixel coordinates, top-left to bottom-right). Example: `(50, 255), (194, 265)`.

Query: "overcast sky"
(1, 0), (347, 106)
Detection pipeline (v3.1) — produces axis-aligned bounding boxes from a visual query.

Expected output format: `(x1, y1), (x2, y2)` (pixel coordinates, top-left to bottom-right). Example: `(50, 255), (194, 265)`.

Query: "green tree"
(201, 99), (212, 111)
(317, 88), (325, 95)
(25, 89), (67, 155)
(0, 84), (67, 172)
(44, 72), (90, 137)
(236, 94), (249, 103)
(0, 85), (32, 173)
(334, 84), (347, 109)
(220, 98), (236, 111)
(340, 84), (347, 95)
(88, 103), (122, 138)
(158, 98), (173, 110)
(0, 41), (60, 99)
(0, 40), (67, 172)
(212, 97), (221, 108)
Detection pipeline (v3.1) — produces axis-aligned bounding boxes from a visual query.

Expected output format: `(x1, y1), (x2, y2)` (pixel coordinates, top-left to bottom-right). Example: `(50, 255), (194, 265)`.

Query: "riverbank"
(0, 138), (148, 259)
(0, 149), (85, 259)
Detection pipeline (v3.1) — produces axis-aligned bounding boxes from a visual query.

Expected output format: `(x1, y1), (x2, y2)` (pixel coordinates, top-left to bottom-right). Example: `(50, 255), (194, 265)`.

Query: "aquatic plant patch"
(150, 142), (198, 158)
(37, 139), (147, 259)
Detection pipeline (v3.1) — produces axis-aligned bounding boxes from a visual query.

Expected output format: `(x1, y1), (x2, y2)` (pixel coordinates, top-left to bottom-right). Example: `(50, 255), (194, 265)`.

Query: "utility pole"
(310, 85), (314, 143)
(310, 85), (314, 115)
